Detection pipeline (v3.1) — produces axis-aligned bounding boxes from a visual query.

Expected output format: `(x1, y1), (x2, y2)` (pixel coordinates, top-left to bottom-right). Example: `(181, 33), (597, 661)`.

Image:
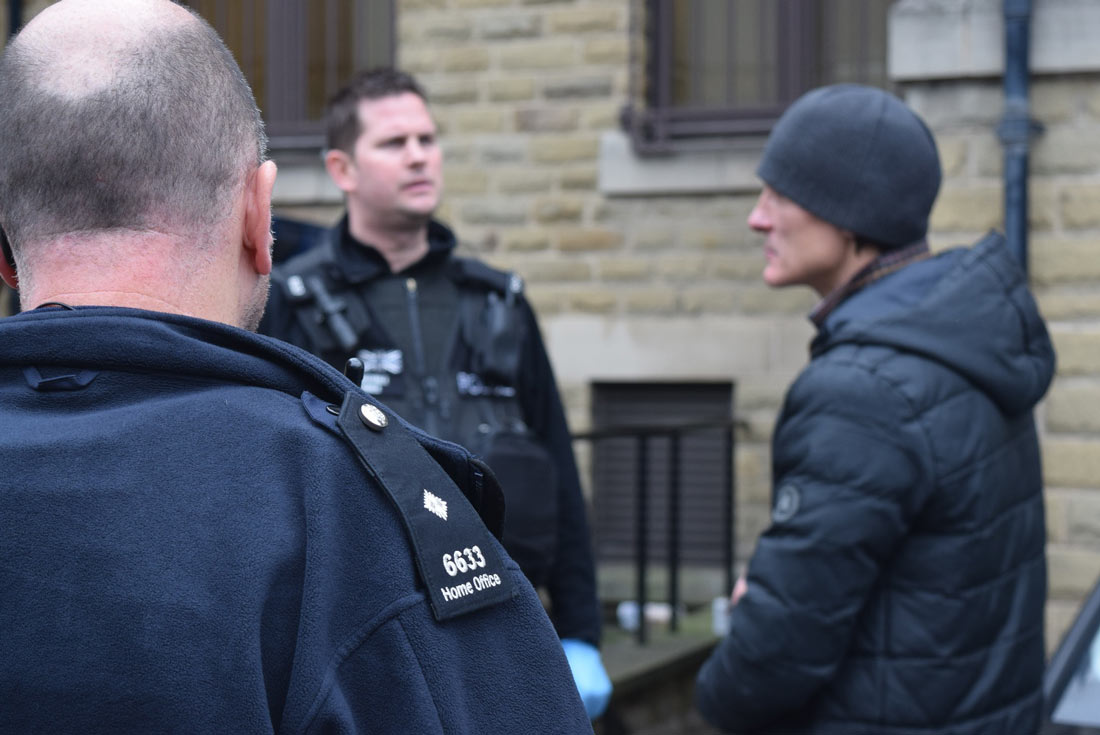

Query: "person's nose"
(747, 193), (771, 233)
(405, 139), (427, 166)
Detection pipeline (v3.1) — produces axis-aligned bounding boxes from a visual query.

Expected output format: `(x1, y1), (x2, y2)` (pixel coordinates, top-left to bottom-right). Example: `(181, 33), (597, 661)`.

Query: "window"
(184, 1), (394, 149)
(588, 382), (735, 568)
(623, 0), (892, 152)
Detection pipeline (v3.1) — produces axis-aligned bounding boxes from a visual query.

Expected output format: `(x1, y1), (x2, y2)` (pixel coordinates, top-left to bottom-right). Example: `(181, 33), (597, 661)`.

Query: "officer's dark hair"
(0, 4), (266, 254)
(325, 67), (429, 154)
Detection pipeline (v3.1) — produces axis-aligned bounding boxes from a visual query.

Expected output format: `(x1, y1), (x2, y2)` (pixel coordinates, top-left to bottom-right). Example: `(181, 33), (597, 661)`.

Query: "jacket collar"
(334, 216), (458, 284)
(0, 305), (353, 402)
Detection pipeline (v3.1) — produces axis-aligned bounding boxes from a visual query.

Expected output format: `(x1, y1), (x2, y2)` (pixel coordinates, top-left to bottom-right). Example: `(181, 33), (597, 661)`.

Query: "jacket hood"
(812, 231), (1055, 416)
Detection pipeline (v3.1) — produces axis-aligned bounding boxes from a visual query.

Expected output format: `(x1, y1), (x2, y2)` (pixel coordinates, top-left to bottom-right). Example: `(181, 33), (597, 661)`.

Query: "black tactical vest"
(270, 231), (559, 586)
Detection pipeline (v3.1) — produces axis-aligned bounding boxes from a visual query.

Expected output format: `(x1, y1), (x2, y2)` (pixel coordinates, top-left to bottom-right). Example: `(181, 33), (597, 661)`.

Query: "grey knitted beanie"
(756, 84), (941, 249)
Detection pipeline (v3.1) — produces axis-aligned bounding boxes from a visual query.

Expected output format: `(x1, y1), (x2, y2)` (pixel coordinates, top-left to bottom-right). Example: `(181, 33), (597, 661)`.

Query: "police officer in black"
(0, 2), (591, 731)
(260, 68), (611, 718)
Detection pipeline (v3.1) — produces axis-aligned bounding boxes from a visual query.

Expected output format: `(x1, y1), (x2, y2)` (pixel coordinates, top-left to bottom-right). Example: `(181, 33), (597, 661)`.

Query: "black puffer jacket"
(697, 232), (1055, 735)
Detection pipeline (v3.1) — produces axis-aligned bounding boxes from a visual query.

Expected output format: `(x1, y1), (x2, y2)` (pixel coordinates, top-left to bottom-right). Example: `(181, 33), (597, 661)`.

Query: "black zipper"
(405, 277), (440, 435)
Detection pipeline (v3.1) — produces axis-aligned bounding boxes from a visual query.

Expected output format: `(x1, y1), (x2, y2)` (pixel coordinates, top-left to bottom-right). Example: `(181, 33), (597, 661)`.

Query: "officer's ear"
(0, 226), (18, 290)
(324, 148), (357, 193)
(243, 160), (277, 276)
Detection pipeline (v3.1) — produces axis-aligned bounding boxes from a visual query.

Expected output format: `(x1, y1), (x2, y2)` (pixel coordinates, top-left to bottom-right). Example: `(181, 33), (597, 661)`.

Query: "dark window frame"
(623, 0), (889, 154)
(183, 0), (395, 151)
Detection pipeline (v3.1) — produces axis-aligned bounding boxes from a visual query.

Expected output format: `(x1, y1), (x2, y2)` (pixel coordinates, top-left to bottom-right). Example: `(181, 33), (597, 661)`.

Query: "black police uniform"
(0, 305), (592, 733)
(261, 218), (601, 647)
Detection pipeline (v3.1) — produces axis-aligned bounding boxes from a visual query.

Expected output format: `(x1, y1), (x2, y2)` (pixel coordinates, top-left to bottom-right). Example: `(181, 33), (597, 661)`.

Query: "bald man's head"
(0, 0), (266, 252)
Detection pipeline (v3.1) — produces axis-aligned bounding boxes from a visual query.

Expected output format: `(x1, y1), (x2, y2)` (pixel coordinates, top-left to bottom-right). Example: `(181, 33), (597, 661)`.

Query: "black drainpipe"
(997, 0), (1042, 275)
(8, 0), (21, 38)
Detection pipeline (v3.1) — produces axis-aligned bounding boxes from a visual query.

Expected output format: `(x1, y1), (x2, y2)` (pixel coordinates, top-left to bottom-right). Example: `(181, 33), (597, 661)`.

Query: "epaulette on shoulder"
(450, 256), (524, 297)
(333, 390), (514, 621)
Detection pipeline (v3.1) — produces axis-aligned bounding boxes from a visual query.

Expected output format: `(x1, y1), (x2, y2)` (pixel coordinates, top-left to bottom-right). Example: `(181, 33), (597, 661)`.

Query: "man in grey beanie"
(696, 84), (1054, 735)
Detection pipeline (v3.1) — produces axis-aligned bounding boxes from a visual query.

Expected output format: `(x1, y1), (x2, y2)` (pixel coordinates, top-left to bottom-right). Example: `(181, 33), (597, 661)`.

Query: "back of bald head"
(0, 0), (266, 251)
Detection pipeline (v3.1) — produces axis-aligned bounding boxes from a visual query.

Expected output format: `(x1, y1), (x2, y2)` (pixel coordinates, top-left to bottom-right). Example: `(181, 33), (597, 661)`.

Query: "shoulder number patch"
(336, 392), (514, 621)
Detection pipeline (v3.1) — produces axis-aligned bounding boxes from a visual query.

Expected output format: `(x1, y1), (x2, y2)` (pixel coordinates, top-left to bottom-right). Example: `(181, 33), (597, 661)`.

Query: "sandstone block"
(478, 139), (527, 163)
(656, 255), (707, 281)
(418, 15), (473, 42)
(1061, 184), (1100, 229)
(497, 169), (553, 194)
(1034, 287), (1100, 321)
(443, 167), (489, 195)
(548, 7), (621, 33)
(426, 79), (480, 105)
(1048, 545), (1100, 598)
(582, 103), (621, 130)
(488, 77), (536, 102)
(1032, 126), (1100, 175)
(584, 36), (629, 65)
(597, 257), (651, 281)
(1043, 436), (1100, 487)
(1050, 330), (1100, 376)
(737, 445), (772, 504)
(451, 107), (504, 133)
(1067, 492), (1100, 545)
(532, 135), (599, 163)
(1029, 236), (1100, 285)
(439, 46), (490, 72)
(680, 287), (737, 315)
(499, 42), (577, 70)
(502, 231), (550, 252)
(735, 285), (817, 315)
(533, 197), (585, 224)
(1046, 383), (1100, 433)
(478, 14), (541, 40)
(936, 136), (968, 177)
(567, 288), (618, 314)
(928, 185), (1003, 232)
(520, 259), (592, 283)
(516, 107), (580, 133)
(557, 227), (623, 252)
(1046, 489), (1069, 544)
(544, 76), (614, 99)
(624, 287), (679, 314)
(460, 202), (529, 226)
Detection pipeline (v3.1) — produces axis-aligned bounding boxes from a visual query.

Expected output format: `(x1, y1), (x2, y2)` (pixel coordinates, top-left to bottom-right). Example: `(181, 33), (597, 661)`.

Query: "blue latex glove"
(561, 638), (612, 720)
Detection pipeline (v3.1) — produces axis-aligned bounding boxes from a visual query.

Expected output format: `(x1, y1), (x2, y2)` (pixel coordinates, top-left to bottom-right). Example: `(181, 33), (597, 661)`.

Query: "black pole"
(635, 435), (649, 644)
(667, 433), (681, 632)
(8, 0), (21, 38)
(998, 0), (1039, 274)
(724, 426), (735, 595)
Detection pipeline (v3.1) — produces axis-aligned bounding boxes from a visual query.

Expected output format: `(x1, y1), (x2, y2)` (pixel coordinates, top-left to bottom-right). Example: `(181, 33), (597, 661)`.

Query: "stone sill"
(890, 0), (1100, 81)
(598, 131), (765, 197)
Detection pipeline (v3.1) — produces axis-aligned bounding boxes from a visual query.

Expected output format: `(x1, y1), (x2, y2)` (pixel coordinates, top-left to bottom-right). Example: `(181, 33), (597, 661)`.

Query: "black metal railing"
(573, 419), (742, 643)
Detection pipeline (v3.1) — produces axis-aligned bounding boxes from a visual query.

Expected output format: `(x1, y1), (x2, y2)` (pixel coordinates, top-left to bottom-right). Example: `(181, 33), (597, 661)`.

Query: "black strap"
(336, 391), (515, 621)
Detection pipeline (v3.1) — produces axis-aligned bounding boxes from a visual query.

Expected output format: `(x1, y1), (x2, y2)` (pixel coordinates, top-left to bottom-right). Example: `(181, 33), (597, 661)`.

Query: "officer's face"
(748, 185), (856, 297)
(344, 93), (443, 225)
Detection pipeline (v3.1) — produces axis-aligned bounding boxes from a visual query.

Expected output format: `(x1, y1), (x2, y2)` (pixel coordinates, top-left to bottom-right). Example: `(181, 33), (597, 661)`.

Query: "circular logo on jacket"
(772, 483), (801, 524)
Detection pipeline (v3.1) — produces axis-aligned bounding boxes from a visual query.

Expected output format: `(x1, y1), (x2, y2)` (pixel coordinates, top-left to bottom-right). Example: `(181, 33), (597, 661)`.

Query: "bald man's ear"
(243, 160), (277, 276)
(0, 227), (18, 290)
